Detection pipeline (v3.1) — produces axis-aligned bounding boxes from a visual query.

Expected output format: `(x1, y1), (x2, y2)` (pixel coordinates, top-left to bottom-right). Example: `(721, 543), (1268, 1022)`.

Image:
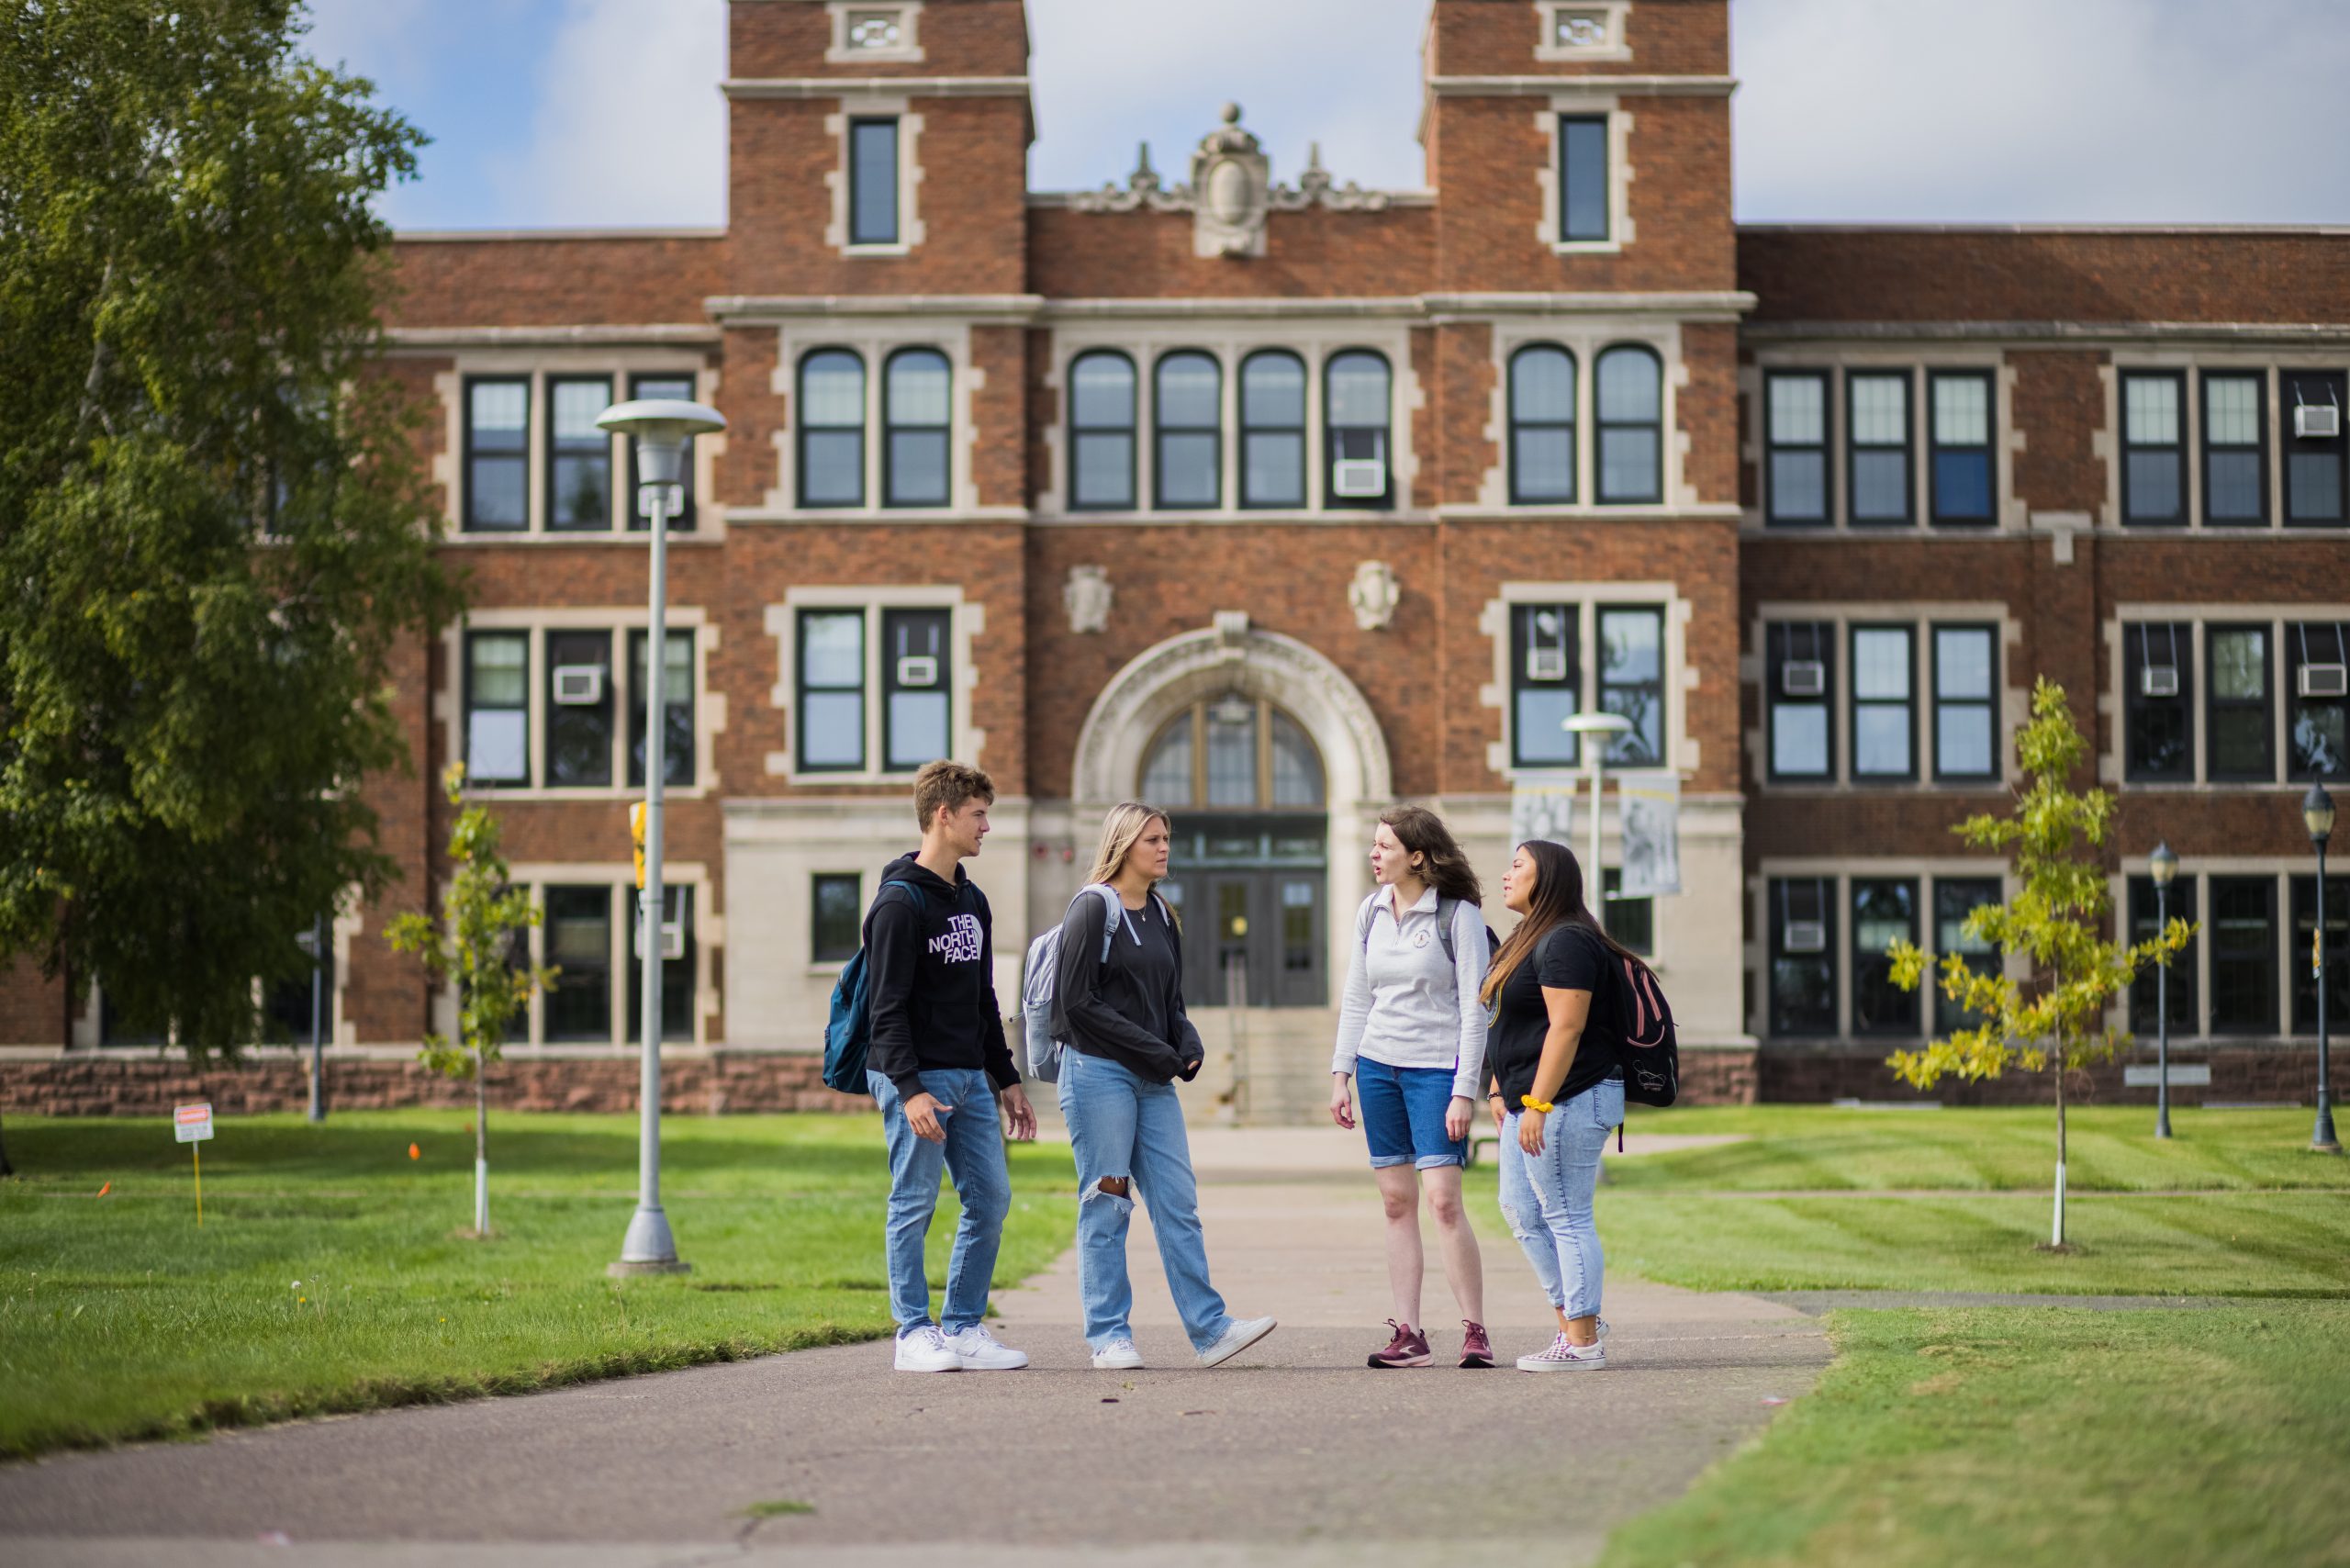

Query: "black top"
(1484, 922), (1623, 1109)
(1055, 890), (1200, 1084)
(863, 853), (1018, 1101)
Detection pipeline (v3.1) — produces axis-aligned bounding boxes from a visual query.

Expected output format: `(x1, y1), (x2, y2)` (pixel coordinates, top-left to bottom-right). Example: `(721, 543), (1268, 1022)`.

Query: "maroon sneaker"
(1367, 1319), (1432, 1369)
(1460, 1320), (1494, 1369)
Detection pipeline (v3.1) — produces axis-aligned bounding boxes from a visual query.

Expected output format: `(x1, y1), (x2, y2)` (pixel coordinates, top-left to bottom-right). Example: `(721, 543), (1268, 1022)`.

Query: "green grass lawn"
(1599, 1304), (2350, 1568)
(0, 1110), (1075, 1460)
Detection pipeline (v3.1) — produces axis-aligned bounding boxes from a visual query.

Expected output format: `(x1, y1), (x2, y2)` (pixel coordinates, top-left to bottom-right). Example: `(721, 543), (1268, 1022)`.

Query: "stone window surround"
(503, 862), (719, 1052)
(2098, 602), (2350, 789)
(1746, 861), (2015, 1045)
(763, 583), (984, 784)
(1533, 91), (1634, 255)
(2104, 857), (2333, 1043)
(71, 902), (366, 1052)
(1740, 350), (2021, 533)
(435, 354), (724, 541)
(1479, 319), (1689, 511)
(826, 95), (925, 256)
(1535, 1), (1634, 63)
(439, 606), (723, 801)
(825, 1), (923, 64)
(1038, 320), (1423, 521)
(759, 321), (980, 518)
(1747, 601), (2025, 794)
(2098, 354), (2350, 532)
(1480, 578), (1698, 780)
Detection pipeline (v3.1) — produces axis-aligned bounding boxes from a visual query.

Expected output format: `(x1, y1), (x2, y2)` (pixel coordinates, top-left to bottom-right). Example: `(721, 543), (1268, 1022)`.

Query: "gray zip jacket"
(1330, 885), (1489, 1103)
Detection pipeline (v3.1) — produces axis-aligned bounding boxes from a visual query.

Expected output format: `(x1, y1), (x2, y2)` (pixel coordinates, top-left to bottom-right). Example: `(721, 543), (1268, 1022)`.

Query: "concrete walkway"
(1, 1126), (1828, 1568)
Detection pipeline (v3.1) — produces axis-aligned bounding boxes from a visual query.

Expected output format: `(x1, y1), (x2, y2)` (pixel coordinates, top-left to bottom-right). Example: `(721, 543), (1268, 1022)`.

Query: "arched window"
(1240, 350), (1306, 508)
(1595, 344), (1662, 505)
(1325, 350), (1391, 508)
(1509, 344), (1577, 504)
(883, 348), (950, 507)
(798, 349), (866, 508)
(1069, 350), (1136, 510)
(1155, 351), (1222, 509)
(1139, 695), (1325, 810)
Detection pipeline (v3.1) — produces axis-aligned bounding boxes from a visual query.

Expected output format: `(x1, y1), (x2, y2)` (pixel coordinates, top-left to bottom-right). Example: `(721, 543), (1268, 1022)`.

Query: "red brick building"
(7, 0), (2346, 1115)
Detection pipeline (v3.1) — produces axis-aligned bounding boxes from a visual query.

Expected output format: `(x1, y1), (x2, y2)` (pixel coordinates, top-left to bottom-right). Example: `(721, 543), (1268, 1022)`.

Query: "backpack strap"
(1434, 894), (1461, 968)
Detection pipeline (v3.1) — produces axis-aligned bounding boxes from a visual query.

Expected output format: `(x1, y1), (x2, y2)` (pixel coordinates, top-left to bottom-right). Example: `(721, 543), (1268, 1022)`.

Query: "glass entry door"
(1159, 868), (1325, 1009)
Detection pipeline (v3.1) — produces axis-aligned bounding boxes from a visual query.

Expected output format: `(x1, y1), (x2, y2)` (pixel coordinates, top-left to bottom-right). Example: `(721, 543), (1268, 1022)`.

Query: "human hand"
(1517, 1106), (1546, 1156)
(904, 1091), (950, 1144)
(1490, 1094), (1507, 1136)
(1329, 1075), (1356, 1130)
(999, 1083), (1037, 1143)
(1444, 1095), (1473, 1142)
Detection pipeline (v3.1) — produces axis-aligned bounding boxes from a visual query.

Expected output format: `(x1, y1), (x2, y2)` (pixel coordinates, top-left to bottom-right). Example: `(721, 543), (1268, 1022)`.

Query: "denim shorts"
(1357, 1056), (1467, 1170)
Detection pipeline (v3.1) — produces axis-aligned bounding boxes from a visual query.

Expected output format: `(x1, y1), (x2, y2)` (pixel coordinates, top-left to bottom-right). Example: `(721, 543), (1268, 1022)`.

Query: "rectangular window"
(545, 630), (614, 788)
(812, 873), (863, 964)
(1766, 622), (1833, 780)
(2123, 622), (2193, 782)
(1601, 868), (1652, 957)
(543, 886), (614, 1043)
(1764, 371), (1829, 525)
(1558, 115), (1608, 242)
(1511, 603), (1580, 768)
(2120, 371), (2186, 526)
(797, 610), (866, 771)
(2285, 620), (2350, 779)
(628, 374), (698, 531)
(1931, 624), (1998, 781)
(2128, 875), (2199, 1037)
(2208, 875), (2277, 1035)
(1768, 877), (1836, 1036)
(1597, 606), (1665, 767)
(1850, 625), (1916, 780)
(882, 608), (951, 771)
(546, 376), (613, 531)
(1932, 877), (2001, 1038)
(2284, 370), (2345, 524)
(1851, 878), (1919, 1036)
(627, 629), (694, 788)
(464, 376), (530, 532)
(1929, 371), (1995, 525)
(1848, 370), (1913, 525)
(464, 631), (530, 786)
(2291, 874), (2350, 1035)
(2206, 623), (2275, 782)
(2202, 371), (2266, 527)
(627, 884), (695, 1044)
(848, 118), (900, 246)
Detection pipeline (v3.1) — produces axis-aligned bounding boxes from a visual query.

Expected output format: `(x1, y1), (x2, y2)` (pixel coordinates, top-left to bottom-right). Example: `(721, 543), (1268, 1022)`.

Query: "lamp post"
(2305, 783), (2339, 1155)
(2149, 842), (2178, 1140)
(1563, 712), (1634, 930)
(596, 397), (728, 1275)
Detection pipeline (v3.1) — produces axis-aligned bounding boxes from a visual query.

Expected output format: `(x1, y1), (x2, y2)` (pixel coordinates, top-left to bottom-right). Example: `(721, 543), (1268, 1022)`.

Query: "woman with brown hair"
(1481, 838), (1631, 1371)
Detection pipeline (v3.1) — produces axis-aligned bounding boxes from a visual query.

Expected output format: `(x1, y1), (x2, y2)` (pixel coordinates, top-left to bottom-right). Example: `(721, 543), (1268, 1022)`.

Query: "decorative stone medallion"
(1348, 560), (1401, 631)
(1065, 566), (1113, 633)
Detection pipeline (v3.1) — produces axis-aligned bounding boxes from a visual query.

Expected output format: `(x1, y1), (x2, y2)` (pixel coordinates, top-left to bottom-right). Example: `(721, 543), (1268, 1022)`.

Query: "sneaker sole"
(1367, 1352), (1433, 1368)
(1198, 1318), (1279, 1368)
(1516, 1356), (1605, 1372)
(894, 1361), (963, 1372)
(1091, 1356), (1145, 1370)
(957, 1356), (1029, 1371)
(1460, 1355), (1494, 1368)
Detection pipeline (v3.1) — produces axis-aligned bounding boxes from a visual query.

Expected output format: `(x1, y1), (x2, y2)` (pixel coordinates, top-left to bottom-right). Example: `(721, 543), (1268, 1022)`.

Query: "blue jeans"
(1057, 1049), (1232, 1354)
(1496, 1076), (1622, 1320)
(869, 1067), (1012, 1336)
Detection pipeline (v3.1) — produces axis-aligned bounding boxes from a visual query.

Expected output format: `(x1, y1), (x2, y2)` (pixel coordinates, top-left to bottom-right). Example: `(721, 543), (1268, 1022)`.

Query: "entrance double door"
(1158, 814), (1326, 1008)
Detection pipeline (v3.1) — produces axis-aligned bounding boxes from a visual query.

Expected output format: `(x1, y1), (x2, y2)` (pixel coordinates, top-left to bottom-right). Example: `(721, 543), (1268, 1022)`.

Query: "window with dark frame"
(1069, 351), (1136, 510)
(2206, 623), (2275, 782)
(2284, 369), (2346, 525)
(1768, 877), (1836, 1036)
(1850, 624), (1916, 780)
(882, 608), (951, 771)
(1601, 868), (1653, 956)
(1508, 344), (1576, 504)
(1558, 114), (1609, 242)
(1598, 605), (1665, 767)
(2122, 622), (2192, 782)
(1851, 878), (1919, 1035)
(1511, 602), (1580, 767)
(1767, 622), (1833, 780)
(812, 873), (863, 964)
(1764, 370), (1829, 525)
(2285, 620), (2350, 779)
(543, 886), (614, 1043)
(627, 884), (695, 1044)
(464, 631), (530, 787)
(627, 374), (699, 531)
(1929, 371), (1995, 524)
(798, 350), (867, 508)
(2291, 874), (2350, 1034)
(627, 629), (695, 789)
(2201, 370), (2266, 526)
(847, 118), (900, 246)
(464, 376), (530, 532)
(1848, 370), (1913, 525)
(1325, 350), (1392, 508)
(2120, 370), (2187, 526)
(545, 630), (615, 788)
(1155, 351), (1222, 510)
(1239, 350), (1306, 508)
(1932, 877), (2002, 1038)
(547, 375), (613, 532)
(797, 610), (867, 771)
(1932, 624), (1998, 781)
(2207, 875), (2276, 1034)
(883, 348), (951, 508)
(1595, 344), (1662, 504)
(2128, 874), (2199, 1037)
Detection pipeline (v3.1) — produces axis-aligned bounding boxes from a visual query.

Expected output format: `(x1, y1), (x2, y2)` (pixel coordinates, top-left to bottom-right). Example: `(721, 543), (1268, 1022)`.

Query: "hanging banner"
(1617, 770), (1683, 897)
(1508, 774), (1576, 849)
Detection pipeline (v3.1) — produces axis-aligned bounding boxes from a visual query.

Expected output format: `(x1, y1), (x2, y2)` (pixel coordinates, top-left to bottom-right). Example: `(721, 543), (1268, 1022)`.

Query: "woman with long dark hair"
(1328, 805), (1493, 1369)
(1481, 839), (1631, 1371)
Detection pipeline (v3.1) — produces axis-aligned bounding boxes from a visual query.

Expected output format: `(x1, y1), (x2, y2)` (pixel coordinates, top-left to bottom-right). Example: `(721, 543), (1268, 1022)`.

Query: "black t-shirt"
(1485, 923), (1623, 1108)
(1057, 890), (1192, 1083)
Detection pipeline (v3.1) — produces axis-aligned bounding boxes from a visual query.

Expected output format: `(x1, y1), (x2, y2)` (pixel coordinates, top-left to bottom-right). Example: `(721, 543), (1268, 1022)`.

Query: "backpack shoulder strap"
(1434, 895), (1461, 967)
(1069, 883), (1126, 965)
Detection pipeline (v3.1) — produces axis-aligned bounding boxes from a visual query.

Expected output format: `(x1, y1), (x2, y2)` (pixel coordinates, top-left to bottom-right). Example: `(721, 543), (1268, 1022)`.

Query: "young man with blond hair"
(865, 759), (1039, 1372)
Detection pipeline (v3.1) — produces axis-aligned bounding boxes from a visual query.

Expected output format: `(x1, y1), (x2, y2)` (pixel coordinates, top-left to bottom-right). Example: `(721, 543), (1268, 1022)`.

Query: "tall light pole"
(2149, 842), (2177, 1140)
(2305, 783), (2338, 1156)
(1563, 712), (1634, 930)
(597, 397), (727, 1275)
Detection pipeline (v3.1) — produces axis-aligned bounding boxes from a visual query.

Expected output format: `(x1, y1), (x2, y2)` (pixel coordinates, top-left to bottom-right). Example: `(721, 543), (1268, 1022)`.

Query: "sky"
(301, 0), (2350, 233)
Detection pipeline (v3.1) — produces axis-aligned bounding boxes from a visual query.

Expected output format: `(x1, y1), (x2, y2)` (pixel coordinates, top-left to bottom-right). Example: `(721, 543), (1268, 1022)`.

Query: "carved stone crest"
(1064, 566), (1113, 634)
(1348, 560), (1401, 631)
(1192, 103), (1269, 258)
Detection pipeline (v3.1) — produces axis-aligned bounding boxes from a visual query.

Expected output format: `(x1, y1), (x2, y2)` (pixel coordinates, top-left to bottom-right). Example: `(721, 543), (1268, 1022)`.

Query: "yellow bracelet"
(1520, 1094), (1554, 1114)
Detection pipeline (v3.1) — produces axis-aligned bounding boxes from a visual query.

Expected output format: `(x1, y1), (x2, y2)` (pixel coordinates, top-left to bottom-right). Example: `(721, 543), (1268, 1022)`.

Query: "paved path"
(1, 1127), (1828, 1568)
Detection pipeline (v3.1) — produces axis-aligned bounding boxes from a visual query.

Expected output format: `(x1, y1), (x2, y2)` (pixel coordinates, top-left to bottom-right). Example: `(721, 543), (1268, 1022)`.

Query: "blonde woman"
(1053, 801), (1278, 1371)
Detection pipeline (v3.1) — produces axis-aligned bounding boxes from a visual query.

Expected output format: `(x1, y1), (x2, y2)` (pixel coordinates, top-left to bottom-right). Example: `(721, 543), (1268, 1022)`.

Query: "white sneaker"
(1517, 1332), (1606, 1372)
(1197, 1315), (1279, 1369)
(892, 1324), (962, 1372)
(948, 1324), (1029, 1371)
(1091, 1338), (1145, 1370)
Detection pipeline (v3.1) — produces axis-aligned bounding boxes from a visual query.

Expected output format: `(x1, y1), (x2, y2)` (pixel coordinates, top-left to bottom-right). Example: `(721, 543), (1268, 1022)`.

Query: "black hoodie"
(864, 853), (1018, 1102)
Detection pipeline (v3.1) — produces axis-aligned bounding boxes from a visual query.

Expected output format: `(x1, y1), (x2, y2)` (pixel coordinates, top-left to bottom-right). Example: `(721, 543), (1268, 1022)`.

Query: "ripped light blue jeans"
(1058, 1048), (1233, 1354)
(1497, 1075), (1623, 1321)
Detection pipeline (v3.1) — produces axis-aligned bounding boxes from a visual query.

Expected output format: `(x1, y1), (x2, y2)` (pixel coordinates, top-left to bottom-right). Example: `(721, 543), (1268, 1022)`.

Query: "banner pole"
(194, 1141), (203, 1228)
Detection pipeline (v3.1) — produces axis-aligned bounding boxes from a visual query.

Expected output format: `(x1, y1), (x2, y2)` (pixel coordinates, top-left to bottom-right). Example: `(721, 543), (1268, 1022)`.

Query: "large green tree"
(0, 1), (457, 1072)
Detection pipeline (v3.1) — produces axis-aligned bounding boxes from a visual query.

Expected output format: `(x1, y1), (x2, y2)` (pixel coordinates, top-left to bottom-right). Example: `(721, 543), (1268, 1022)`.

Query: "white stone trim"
(1748, 862), (2016, 1044)
(723, 75), (1025, 100)
(703, 291), (1757, 323)
(825, 2), (923, 64)
(824, 95), (924, 256)
(504, 863), (717, 1050)
(763, 320), (977, 516)
(1533, 95), (1633, 255)
(2098, 603), (2350, 788)
(762, 585), (984, 784)
(1478, 319), (1686, 510)
(1534, 1), (1633, 63)
(1480, 579), (1697, 781)
(1427, 74), (1733, 98)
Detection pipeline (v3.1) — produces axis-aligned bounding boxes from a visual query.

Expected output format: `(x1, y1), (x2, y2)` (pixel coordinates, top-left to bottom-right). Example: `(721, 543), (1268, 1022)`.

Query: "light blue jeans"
(870, 1067), (1012, 1336)
(1497, 1076), (1623, 1321)
(1058, 1049), (1233, 1354)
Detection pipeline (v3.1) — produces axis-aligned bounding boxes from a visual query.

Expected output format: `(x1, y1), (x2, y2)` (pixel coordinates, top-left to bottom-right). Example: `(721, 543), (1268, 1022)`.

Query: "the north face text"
(929, 913), (983, 964)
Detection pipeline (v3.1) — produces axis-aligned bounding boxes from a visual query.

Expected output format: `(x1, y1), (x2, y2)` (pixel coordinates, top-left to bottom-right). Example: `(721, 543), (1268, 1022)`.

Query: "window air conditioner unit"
(1784, 921), (1828, 954)
(2300, 663), (2349, 700)
(1526, 647), (1569, 683)
(2140, 665), (2180, 699)
(895, 654), (939, 689)
(633, 913), (686, 962)
(2295, 400), (2342, 440)
(1781, 660), (1827, 697)
(1332, 459), (1386, 498)
(552, 666), (605, 706)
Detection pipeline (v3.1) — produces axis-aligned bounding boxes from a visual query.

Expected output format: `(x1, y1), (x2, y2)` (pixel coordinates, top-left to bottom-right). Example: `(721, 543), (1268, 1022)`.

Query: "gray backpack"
(1020, 885), (1170, 1081)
